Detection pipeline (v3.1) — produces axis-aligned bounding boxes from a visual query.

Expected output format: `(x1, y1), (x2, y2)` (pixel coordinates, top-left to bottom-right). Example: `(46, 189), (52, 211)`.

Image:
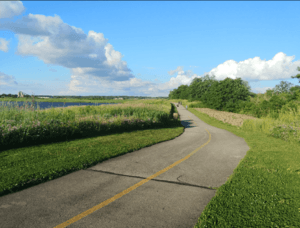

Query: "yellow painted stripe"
(54, 116), (211, 228)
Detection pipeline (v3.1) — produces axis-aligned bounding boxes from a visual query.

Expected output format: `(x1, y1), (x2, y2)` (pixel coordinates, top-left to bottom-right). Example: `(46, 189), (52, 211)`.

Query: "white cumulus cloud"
(204, 52), (300, 82)
(0, 38), (10, 52)
(0, 1), (26, 19)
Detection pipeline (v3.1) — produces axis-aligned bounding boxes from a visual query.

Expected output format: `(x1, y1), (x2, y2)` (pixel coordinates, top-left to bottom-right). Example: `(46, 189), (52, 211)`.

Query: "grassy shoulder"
(0, 100), (184, 197)
(0, 98), (176, 150)
(187, 107), (300, 227)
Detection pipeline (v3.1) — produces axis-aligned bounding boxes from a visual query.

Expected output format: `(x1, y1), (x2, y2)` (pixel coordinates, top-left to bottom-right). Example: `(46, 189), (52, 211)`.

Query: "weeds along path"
(193, 108), (265, 128)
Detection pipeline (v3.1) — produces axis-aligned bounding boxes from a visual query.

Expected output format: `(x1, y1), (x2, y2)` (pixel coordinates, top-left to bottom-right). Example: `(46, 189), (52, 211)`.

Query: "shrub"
(189, 102), (210, 108)
(223, 99), (244, 113)
(238, 101), (257, 115)
(286, 90), (300, 103)
(280, 100), (299, 116)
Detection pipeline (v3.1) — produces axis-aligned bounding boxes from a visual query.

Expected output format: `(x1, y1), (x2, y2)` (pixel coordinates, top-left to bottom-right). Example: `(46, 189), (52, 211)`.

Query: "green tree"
(177, 84), (190, 99)
(188, 74), (218, 102)
(272, 81), (295, 94)
(291, 66), (300, 82)
(290, 85), (300, 93)
(168, 74), (253, 107)
(265, 89), (275, 97)
(168, 88), (179, 99)
(201, 77), (252, 112)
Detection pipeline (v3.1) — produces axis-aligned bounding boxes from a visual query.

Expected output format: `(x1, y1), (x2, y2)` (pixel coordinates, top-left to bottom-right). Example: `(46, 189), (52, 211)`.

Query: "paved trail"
(0, 103), (250, 228)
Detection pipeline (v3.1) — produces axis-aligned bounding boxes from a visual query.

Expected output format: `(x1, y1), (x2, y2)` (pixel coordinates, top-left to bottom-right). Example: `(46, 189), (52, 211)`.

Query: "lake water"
(0, 100), (121, 112)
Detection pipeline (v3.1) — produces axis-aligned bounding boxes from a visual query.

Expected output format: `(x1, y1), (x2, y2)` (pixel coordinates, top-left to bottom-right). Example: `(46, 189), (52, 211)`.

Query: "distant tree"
(188, 74), (218, 102)
(272, 81), (294, 94)
(290, 85), (300, 93)
(291, 66), (300, 83)
(201, 77), (252, 112)
(169, 88), (180, 99)
(265, 89), (275, 97)
(240, 80), (252, 95)
(168, 74), (253, 106)
(177, 84), (190, 99)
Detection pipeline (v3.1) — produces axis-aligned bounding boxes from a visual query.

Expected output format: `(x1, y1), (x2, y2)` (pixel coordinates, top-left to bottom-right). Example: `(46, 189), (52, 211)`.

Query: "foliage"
(265, 89), (275, 98)
(0, 100), (180, 151)
(285, 88), (300, 102)
(268, 95), (287, 113)
(280, 100), (299, 116)
(272, 80), (295, 94)
(236, 100), (257, 114)
(245, 95), (287, 119)
(168, 66), (300, 123)
(291, 66), (300, 82)
(188, 102), (211, 108)
(198, 77), (252, 112)
(188, 74), (218, 101)
(169, 74), (218, 101)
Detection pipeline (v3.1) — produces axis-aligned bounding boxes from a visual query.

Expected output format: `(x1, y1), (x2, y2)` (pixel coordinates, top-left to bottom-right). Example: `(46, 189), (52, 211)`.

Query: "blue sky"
(0, 1), (300, 98)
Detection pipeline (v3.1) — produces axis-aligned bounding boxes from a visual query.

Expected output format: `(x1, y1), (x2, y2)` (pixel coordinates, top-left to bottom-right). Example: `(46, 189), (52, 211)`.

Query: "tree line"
(168, 66), (300, 113)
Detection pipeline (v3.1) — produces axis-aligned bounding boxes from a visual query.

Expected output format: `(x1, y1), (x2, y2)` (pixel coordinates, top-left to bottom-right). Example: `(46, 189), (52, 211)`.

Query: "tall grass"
(167, 98), (300, 227)
(0, 97), (182, 196)
(173, 97), (300, 145)
(0, 96), (179, 151)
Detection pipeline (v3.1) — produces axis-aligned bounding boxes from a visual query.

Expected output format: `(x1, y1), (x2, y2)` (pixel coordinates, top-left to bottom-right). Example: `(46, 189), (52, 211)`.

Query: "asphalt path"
(0, 103), (250, 228)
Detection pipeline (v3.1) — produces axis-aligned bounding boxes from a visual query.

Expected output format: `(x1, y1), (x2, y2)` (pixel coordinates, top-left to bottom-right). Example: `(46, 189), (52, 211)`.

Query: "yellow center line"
(54, 116), (211, 228)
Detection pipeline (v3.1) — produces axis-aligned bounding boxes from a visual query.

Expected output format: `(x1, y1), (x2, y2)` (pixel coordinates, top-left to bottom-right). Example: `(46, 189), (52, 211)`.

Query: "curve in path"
(0, 103), (250, 228)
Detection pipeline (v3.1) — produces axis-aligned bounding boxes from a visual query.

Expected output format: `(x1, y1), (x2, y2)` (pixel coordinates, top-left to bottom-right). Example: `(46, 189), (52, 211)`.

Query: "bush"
(189, 102), (210, 108)
(280, 100), (299, 116)
(286, 90), (300, 103)
(198, 78), (251, 112)
(238, 101), (258, 115)
(187, 97), (202, 102)
(256, 100), (272, 118)
(223, 99), (245, 113)
(268, 95), (287, 113)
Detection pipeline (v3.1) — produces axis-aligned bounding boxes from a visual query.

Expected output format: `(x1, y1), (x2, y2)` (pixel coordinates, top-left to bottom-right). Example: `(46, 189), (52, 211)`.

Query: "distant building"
(18, 91), (24, 98)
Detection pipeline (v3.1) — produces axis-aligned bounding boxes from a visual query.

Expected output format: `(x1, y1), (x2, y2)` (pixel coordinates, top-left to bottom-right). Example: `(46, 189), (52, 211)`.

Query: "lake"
(0, 101), (121, 112)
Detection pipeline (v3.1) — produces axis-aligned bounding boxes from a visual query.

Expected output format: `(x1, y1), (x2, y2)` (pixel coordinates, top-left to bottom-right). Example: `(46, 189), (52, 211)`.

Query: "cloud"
(0, 10), (135, 83)
(0, 72), (19, 87)
(164, 52), (300, 95)
(0, 2), (299, 97)
(0, 38), (10, 52)
(168, 66), (184, 76)
(204, 52), (300, 82)
(0, 1), (26, 19)
(0, 2), (196, 97)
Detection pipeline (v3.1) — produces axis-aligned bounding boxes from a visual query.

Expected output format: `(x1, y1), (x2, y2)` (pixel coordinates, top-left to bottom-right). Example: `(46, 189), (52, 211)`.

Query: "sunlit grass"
(0, 97), (182, 196)
(1, 96), (300, 226)
(0, 96), (177, 150)
(168, 98), (300, 227)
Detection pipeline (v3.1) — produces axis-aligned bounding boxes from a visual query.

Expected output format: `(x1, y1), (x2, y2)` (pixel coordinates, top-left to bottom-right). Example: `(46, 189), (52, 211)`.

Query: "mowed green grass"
(1, 97), (300, 227)
(174, 102), (300, 227)
(0, 98), (184, 196)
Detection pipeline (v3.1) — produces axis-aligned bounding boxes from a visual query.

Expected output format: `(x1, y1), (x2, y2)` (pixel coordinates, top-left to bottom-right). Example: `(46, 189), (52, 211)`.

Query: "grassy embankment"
(0, 96), (183, 196)
(1, 94), (300, 227)
(169, 95), (300, 227)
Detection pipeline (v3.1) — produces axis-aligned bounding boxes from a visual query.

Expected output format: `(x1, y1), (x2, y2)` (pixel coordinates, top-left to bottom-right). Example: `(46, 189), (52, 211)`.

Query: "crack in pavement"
(84, 168), (218, 190)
